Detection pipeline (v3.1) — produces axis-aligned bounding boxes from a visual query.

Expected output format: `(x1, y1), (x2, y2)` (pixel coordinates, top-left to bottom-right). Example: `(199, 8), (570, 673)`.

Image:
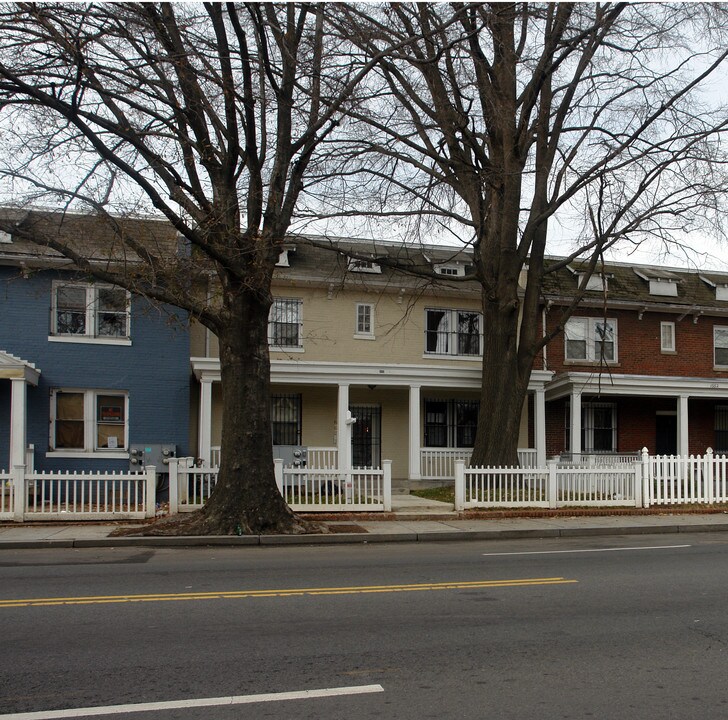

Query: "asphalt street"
(1, 533), (728, 719)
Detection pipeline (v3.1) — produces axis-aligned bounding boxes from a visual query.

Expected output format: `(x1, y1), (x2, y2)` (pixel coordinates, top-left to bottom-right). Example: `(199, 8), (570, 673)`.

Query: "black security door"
(350, 404), (381, 468)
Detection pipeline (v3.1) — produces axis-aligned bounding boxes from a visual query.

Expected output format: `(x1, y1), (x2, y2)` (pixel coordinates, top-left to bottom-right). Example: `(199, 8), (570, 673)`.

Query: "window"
(661, 322), (676, 353)
(714, 327), (728, 367)
(425, 308), (482, 356)
(271, 394), (301, 445)
(51, 390), (127, 454)
(355, 303), (374, 338)
(52, 282), (130, 341)
(424, 399), (479, 448)
(565, 402), (617, 453)
(269, 298), (302, 348)
(565, 317), (617, 362)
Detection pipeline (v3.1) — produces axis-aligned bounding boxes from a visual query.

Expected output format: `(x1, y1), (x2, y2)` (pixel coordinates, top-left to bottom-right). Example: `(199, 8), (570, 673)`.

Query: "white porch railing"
(421, 448), (538, 480)
(1, 465), (156, 521)
(168, 456), (392, 513)
(558, 452), (640, 467)
(208, 446), (338, 469)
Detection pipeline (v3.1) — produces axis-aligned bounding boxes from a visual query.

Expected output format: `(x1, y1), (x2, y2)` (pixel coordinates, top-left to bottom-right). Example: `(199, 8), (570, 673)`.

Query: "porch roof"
(0, 351), (40, 385)
(191, 357), (553, 392)
(546, 371), (728, 401)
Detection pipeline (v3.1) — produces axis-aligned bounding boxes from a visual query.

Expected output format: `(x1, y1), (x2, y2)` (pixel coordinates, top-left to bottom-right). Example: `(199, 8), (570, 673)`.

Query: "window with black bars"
(424, 399), (480, 448)
(565, 401), (617, 452)
(268, 298), (301, 347)
(715, 406), (728, 453)
(271, 394), (301, 445)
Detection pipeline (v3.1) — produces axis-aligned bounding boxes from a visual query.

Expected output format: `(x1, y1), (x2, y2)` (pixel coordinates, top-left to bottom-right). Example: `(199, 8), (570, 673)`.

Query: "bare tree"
(332, 2), (728, 466)
(0, 2), (376, 534)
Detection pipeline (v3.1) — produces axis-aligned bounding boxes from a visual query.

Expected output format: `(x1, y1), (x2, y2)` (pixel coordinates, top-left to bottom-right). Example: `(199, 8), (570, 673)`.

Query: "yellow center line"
(0, 577), (577, 608)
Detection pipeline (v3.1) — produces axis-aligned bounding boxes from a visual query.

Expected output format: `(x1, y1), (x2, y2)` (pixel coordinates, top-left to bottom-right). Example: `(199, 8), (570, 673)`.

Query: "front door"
(350, 404), (381, 468)
(655, 414), (677, 455)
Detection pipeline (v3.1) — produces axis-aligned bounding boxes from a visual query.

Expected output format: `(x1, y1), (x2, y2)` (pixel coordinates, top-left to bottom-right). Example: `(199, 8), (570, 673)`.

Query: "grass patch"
(410, 486), (455, 504)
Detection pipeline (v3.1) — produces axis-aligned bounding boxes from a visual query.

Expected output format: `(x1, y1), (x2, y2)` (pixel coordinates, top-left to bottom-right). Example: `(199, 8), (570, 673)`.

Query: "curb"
(3, 521), (728, 549)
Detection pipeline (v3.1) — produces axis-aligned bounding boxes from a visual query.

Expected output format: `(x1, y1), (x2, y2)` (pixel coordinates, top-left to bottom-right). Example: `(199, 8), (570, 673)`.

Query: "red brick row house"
(542, 261), (728, 460)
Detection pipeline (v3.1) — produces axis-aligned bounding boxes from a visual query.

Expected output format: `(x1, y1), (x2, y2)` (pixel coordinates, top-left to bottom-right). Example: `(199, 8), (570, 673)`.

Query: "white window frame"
(268, 297), (303, 351)
(48, 389), (129, 458)
(564, 317), (618, 363)
(354, 302), (375, 340)
(50, 281), (131, 346)
(424, 308), (483, 357)
(660, 321), (676, 353)
(714, 326), (728, 368)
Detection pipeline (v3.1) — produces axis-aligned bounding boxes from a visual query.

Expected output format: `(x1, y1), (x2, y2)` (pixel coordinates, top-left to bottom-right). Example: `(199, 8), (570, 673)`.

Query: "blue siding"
(0, 266), (190, 471)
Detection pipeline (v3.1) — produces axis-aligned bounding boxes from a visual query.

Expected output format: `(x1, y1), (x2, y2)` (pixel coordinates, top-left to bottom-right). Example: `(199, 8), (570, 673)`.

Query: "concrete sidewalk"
(2, 510), (728, 548)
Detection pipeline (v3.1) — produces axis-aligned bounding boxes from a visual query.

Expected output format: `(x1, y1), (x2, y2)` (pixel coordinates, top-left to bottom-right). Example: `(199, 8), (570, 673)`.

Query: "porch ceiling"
(546, 371), (728, 401)
(0, 351), (40, 385)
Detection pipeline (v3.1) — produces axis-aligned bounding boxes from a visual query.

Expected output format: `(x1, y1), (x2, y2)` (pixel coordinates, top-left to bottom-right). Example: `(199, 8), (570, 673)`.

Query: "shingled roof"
(542, 258), (728, 311)
(0, 207), (179, 268)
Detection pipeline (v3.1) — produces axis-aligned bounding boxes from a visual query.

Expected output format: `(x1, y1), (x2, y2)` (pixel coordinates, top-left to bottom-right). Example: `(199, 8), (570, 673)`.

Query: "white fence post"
(706, 448), (714, 504)
(641, 447), (651, 508)
(454, 460), (465, 511)
(12, 465), (25, 522)
(383, 460), (392, 511)
(274, 459), (284, 494)
(547, 460), (557, 509)
(168, 457), (179, 514)
(633, 458), (642, 508)
(145, 465), (157, 518)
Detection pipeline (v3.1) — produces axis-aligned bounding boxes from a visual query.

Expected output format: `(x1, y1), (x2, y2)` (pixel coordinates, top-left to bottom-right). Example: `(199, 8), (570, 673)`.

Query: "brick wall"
(544, 306), (728, 378)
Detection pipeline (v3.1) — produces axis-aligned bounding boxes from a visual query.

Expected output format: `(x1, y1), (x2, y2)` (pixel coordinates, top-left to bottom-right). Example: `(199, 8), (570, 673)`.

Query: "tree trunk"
(471, 284), (533, 468)
(142, 285), (310, 536)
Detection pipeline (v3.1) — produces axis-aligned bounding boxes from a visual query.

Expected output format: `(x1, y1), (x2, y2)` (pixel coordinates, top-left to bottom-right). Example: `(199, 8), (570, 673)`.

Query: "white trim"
(48, 335), (132, 347)
(191, 357), (554, 392)
(546, 371), (728, 400)
(45, 450), (129, 460)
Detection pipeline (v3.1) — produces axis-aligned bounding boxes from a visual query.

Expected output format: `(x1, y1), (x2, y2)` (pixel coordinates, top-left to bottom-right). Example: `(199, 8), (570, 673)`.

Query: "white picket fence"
(168, 456), (392, 513)
(456, 448), (728, 510)
(0, 466), (157, 521)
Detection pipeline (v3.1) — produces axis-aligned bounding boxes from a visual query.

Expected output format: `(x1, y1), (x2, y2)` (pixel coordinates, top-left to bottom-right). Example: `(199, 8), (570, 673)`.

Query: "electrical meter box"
(272, 445), (308, 467)
(129, 444), (177, 472)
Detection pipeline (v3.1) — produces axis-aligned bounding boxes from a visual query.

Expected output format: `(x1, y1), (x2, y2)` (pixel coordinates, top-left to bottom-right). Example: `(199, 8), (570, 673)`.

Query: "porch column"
(9, 377), (27, 470)
(535, 388), (546, 467)
(337, 383), (350, 472)
(409, 384), (421, 481)
(677, 394), (689, 456)
(198, 377), (213, 466)
(570, 389), (582, 456)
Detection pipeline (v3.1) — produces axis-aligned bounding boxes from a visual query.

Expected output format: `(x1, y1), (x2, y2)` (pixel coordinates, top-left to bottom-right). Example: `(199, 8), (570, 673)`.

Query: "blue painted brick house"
(0, 210), (190, 474)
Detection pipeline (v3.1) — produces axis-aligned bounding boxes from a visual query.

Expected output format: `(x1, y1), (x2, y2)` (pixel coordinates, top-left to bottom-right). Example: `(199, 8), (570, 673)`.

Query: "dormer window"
(700, 274), (728, 301)
(580, 273), (609, 292)
(348, 257), (381, 274)
(634, 268), (680, 297)
(435, 263), (466, 277)
(0, 230), (10, 243)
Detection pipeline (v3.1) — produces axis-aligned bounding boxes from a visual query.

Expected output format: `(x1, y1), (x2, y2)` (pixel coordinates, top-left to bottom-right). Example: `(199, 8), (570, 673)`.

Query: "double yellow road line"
(0, 577), (577, 608)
